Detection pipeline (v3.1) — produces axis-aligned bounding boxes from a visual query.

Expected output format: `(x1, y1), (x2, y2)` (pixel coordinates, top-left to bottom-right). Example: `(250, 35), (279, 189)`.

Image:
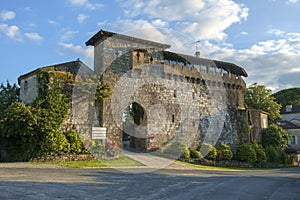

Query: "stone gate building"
(85, 30), (249, 152)
(18, 29), (252, 153)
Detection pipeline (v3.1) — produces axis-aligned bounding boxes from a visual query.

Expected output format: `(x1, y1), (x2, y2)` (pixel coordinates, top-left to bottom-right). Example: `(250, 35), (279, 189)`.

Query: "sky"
(1, 0), (300, 92)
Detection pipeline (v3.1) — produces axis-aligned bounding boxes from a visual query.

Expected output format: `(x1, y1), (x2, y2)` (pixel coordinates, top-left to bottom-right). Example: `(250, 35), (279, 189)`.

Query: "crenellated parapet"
(130, 49), (247, 109)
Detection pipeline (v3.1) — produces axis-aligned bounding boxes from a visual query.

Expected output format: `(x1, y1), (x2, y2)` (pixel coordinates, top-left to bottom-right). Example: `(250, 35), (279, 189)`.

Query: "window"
(173, 90), (177, 98)
(292, 136), (298, 145)
(172, 114), (175, 123)
(192, 92), (195, 99)
(289, 135), (298, 145)
(24, 80), (28, 94)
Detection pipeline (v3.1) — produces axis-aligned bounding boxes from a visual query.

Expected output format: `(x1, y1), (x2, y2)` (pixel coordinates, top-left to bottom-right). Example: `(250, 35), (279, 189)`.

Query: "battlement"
(130, 50), (246, 91)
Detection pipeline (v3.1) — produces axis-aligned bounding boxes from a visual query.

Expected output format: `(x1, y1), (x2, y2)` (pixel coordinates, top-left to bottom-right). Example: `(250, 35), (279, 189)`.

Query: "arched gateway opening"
(122, 102), (148, 152)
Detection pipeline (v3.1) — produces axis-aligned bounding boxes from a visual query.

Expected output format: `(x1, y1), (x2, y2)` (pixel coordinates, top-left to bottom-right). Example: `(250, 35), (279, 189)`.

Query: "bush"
(197, 143), (217, 161)
(40, 130), (69, 155)
(190, 149), (202, 158)
(64, 130), (84, 154)
(261, 124), (290, 150)
(265, 146), (279, 163)
(278, 150), (288, 165)
(236, 144), (257, 163)
(265, 146), (288, 164)
(165, 142), (190, 159)
(0, 102), (40, 161)
(217, 144), (233, 161)
(252, 143), (266, 164)
(255, 148), (267, 164)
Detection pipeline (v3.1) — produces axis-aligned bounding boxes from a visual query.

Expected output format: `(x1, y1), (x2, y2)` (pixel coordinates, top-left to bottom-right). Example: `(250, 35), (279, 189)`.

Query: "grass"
(101, 155), (144, 167)
(41, 160), (107, 168)
(176, 160), (280, 171)
(34, 155), (144, 168)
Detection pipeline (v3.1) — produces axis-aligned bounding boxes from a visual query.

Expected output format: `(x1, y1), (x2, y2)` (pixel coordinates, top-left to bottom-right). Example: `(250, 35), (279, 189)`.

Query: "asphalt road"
(0, 163), (299, 200)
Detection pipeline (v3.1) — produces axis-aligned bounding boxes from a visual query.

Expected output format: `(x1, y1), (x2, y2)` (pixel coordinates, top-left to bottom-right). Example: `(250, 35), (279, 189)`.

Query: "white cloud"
(24, 32), (43, 41)
(0, 10), (16, 21)
(77, 13), (88, 23)
(286, 0), (298, 4)
(202, 29), (300, 92)
(151, 19), (168, 28)
(241, 31), (248, 35)
(66, 0), (103, 10)
(268, 28), (285, 37)
(107, 19), (166, 42)
(60, 29), (79, 41)
(48, 20), (58, 25)
(118, 0), (249, 40)
(0, 23), (22, 41)
(97, 20), (107, 27)
(59, 42), (94, 66)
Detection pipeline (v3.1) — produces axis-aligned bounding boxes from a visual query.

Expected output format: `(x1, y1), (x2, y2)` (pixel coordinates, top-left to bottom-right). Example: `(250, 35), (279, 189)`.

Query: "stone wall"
(19, 74), (38, 104)
(93, 36), (248, 152)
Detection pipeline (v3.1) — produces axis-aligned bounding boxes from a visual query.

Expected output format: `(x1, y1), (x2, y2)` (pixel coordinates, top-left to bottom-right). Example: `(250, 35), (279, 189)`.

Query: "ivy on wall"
(0, 69), (112, 161)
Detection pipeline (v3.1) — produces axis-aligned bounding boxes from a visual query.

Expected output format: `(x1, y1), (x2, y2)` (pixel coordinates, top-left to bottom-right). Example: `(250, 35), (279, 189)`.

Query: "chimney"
(195, 51), (200, 58)
(286, 105), (292, 112)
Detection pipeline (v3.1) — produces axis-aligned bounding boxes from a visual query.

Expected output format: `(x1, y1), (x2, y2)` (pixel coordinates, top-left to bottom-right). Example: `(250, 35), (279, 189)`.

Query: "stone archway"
(122, 102), (148, 152)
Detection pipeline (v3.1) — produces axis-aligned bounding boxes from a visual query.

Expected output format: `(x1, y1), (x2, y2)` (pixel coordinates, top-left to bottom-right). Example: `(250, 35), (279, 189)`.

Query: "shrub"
(165, 142), (190, 159)
(197, 143), (217, 161)
(278, 150), (288, 165)
(190, 149), (202, 158)
(261, 124), (290, 150)
(255, 148), (267, 164)
(216, 143), (233, 161)
(64, 130), (83, 154)
(40, 130), (69, 155)
(252, 143), (266, 164)
(236, 144), (257, 163)
(265, 146), (279, 163)
(0, 102), (40, 161)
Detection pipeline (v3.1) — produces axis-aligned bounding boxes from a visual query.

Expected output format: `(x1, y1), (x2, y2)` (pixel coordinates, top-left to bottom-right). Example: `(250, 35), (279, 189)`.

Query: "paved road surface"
(0, 162), (299, 200)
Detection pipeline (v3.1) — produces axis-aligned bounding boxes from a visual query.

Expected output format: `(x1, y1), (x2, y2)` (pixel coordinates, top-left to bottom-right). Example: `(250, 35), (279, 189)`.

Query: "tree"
(261, 124), (290, 150)
(245, 83), (281, 121)
(0, 102), (39, 161)
(272, 87), (300, 109)
(0, 81), (19, 113)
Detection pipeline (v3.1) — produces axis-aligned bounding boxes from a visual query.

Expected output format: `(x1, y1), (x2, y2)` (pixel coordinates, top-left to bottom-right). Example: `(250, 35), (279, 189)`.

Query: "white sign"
(92, 127), (107, 140)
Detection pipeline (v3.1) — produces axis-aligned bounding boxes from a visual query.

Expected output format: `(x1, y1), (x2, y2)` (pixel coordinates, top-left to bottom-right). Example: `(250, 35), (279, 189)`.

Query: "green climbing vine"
(0, 69), (112, 161)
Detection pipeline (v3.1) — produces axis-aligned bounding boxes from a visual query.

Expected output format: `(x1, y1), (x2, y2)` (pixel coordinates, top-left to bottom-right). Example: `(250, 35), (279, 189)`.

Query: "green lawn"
(176, 160), (291, 171)
(101, 155), (144, 167)
(34, 155), (144, 168)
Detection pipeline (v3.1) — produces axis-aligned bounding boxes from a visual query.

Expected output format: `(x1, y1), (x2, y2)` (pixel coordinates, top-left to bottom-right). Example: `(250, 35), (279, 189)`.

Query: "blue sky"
(1, 0), (300, 92)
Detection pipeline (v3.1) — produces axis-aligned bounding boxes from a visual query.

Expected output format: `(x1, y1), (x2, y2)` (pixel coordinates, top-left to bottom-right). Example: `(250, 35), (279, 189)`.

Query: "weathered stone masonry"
(86, 30), (249, 152)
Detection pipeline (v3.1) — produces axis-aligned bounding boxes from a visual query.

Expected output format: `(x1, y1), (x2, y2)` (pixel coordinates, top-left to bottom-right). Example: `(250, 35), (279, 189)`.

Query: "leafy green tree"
(0, 81), (19, 113)
(0, 102), (39, 161)
(245, 83), (281, 121)
(261, 124), (290, 150)
(273, 87), (300, 108)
